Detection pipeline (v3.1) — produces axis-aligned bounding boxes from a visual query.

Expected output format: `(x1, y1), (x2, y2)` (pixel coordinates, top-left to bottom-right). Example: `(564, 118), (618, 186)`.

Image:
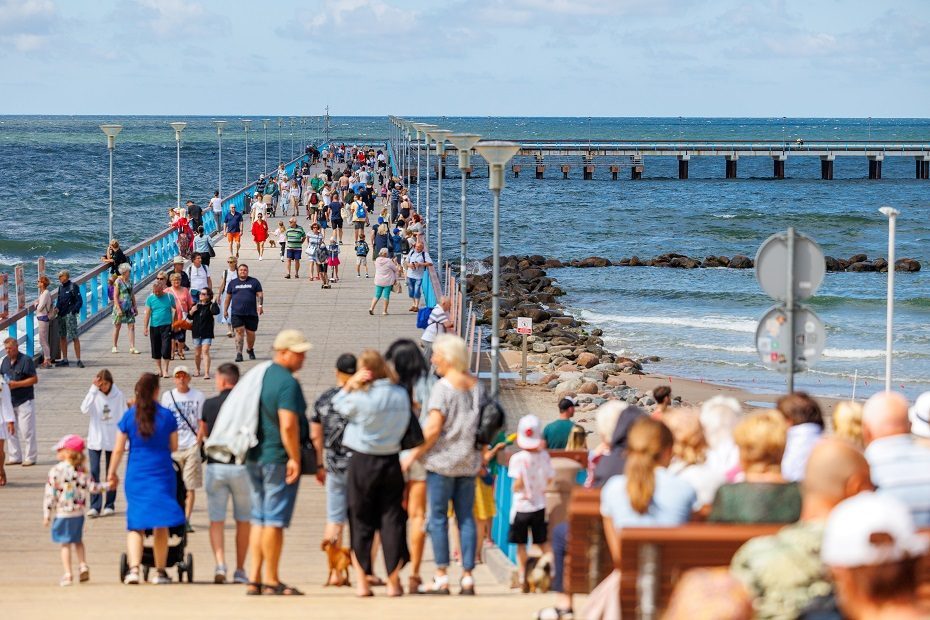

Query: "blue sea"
(1, 116), (928, 398)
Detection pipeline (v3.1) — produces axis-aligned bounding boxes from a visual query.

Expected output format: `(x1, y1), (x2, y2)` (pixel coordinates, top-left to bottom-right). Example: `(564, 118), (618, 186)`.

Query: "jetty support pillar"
(610, 165), (620, 180)
(725, 155), (738, 179)
(916, 156), (930, 179)
(868, 154), (883, 180)
(773, 154), (786, 179)
(512, 164), (521, 178)
(821, 155), (834, 180)
(536, 165), (545, 179)
(464, 166), (472, 179)
(583, 165), (594, 180)
(678, 155), (689, 180)
(561, 165), (570, 179)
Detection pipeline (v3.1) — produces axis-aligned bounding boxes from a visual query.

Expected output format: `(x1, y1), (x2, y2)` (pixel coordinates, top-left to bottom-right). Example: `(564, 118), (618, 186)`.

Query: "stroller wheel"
(185, 553), (194, 583)
(119, 553), (129, 582)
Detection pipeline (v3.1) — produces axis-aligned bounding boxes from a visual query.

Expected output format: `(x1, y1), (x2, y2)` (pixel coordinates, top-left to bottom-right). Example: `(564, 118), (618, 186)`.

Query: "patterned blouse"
(43, 461), (107, 520)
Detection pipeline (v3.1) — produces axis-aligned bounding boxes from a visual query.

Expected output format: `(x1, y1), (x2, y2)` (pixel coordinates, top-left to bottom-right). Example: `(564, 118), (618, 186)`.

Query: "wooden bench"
(564, 487), (612, 594)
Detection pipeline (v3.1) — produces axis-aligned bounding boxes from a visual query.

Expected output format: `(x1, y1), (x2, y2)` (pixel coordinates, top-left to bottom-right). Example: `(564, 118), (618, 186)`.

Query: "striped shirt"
(865, 435), (930, 526)
(285, 225), (306, 249)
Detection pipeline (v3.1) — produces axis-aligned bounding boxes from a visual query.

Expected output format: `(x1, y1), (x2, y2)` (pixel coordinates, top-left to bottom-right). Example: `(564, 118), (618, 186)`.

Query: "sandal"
(367, 575), (386, 587)
(245, 582), (263, 596)
(407, 575), (422, 594)
(262, 582), (304, 596)
(79, 564), (90, 582)
(537, 608), (574, 620)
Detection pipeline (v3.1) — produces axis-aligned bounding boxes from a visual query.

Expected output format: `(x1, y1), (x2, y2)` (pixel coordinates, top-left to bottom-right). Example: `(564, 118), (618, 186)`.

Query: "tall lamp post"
(411, 123), (425, 214)
(403, 123), (411, 189)
(429, 129), (452, 282)
(448, 133), (481, 337)
(277, 118), (283, 165)
(169, 122), (187, 210)
(418, 124), (438, 247)
(879, 206), (900, 391)
(213, 120), (227, 199)
(261, 119), (270, 175)
(290, 117), (295, 159)
(242, 119), (252, 186)
(475, 141), (521, 396)
(100, 124), (122, 242)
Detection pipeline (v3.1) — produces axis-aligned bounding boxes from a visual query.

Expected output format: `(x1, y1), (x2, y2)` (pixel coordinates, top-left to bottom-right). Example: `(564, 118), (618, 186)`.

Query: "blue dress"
(118, 404), (186, 531)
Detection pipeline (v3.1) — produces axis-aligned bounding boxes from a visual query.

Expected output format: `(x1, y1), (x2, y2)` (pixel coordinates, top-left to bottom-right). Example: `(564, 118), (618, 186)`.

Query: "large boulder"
(872, 258), (888, 272)
(669, 256), (700, 269)
(576, 352), (600, 368)
(577, 381), (599, 394)
(896, 258), (922, 272)
(555, 379), (583, 398)
(628, 256), (644, 267)
(577, 256), (612, 268)
(848, 253), (868, 264)
(728, 255), (753, 269)
(847, 261), (875, 272)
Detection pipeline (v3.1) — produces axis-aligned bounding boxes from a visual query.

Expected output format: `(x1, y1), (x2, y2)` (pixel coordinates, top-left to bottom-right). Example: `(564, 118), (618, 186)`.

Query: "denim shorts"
(325, 470), (348, 524)
(246, 462), (299, 528)
(192, 337), (213, 346)
(205, 463), (252, 523)
(407, 277), (422, 300)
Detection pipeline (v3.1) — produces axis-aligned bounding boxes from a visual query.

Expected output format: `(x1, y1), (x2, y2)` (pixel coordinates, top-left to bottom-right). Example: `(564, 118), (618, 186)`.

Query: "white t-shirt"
(160, 387), (205, 450)
(405, 249), (432, 280)
(210, 197), (222, 214)
(508, 449), (555, 517)
(80, 384), (127, 451)
(186, 264), (210, 292)
(421, 305), (449, 344)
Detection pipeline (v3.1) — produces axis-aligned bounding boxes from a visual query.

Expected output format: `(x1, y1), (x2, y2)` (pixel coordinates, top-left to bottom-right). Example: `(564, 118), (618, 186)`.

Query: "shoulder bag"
(400, 404), (425, 451)
(169, 390), (205, 459)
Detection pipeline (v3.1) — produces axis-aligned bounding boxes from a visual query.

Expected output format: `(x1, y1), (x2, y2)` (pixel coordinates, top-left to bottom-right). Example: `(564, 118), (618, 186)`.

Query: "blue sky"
(0, 0), (928, 116)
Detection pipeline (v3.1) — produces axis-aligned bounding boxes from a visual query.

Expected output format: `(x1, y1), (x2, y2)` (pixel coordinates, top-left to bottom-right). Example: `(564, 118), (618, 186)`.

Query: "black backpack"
(474, 385), (505, 448)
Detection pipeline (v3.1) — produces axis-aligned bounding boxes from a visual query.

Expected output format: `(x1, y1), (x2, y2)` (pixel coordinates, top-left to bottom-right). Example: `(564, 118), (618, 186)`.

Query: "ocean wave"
(579, 310), (757, 334)
(679, 341), (917, 361)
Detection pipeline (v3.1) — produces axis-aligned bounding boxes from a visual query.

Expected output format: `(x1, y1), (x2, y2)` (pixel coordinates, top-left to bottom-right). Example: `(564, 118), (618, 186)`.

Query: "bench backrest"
(564, 487), (612, 593)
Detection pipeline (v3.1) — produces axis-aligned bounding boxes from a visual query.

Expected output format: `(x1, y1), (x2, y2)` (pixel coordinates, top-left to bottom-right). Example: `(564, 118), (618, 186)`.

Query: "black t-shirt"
(202, 389), (232, 464)
(1, 352), (36, 407)
(187, 203), (203, 222)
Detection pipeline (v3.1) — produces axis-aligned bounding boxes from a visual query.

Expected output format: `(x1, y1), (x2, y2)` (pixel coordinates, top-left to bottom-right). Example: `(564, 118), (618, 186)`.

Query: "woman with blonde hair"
(369, 248), (399, 316)
(708, 410), (801, 523)
(832, 400), (864, 448)
(111, 263), (139, 355)
(664, 408), (723, 511)
(36, 275), (54, 368)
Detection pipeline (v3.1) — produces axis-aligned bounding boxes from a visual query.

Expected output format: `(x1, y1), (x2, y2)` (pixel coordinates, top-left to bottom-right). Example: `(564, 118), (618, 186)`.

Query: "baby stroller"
(119, 461), (194, 583)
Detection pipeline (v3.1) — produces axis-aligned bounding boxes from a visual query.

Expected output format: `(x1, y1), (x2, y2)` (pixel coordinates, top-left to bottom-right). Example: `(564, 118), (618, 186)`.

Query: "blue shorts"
(51, 516), (84, 544)
(325, 470), (348, 524)
(206, 464), (252, 523)
(246, 462), (299, 528)
(193, 337), (213, 346)
(286, 248), (302, 260)
(407, 277), (422, 300)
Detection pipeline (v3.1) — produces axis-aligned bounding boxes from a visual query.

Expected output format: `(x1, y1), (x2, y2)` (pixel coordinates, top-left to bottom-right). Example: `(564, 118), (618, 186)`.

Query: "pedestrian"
(543, 398), (578, 450)
(79, 369), (126, 517)
(160, 365), (205, 531)
(310, 353), (357, 584)
(35, 275), (54, 368)
(43, 434), (109, 586)
(143, 274), (175, 378)
(284, 217), (306, 279)
(54, 270), (84, 368)
(2, 337), (39, 467)
(186, 199), (203, 232)
(170, 256), (191, 289)
(107, 373), (186, 585)
(223, 264), (263, 363)
(251, 212), (269, 261)
(111, 263), (140, 355)
(189, 288), (220, 379)
(420, 296), (454, 362)
(306, 222), (325, 281)
(201, 363), (251, 585)
(224, 204), (244, 258)
(101, 239), (129, 275)
(329, 195), (345, 245)
(217, 256), (238, 339)
(355, 236), (370, 278)
(210, 190), (223, 228)
(274, 221), (287, 262)
(369, 248), (399, 315)
(185, 252), (212, 299)
(333, 350), (410, 598)
(327, 238), (341, 282)
(404, 241), (433, 312)
(192, 226), (213, 266)
(0, 375), (14, 486)
(351, 194), (368, 242)
(508, 414), (555, 589)
(167, 273), (193, 362)
(401, 334), (482, 595)
(245, 329), (313, 596)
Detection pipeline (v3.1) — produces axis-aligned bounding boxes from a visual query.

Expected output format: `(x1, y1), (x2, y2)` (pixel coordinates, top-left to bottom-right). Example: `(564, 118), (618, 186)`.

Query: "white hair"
(432, 334), (468, 372)
(700, 395), (742, 449)
(379, 248), (389, 257)
(595, 400), (629, 443)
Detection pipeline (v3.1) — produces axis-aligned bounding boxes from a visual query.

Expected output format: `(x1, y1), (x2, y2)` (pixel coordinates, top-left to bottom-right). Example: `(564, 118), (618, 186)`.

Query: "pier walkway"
(0, 158), (554, 618)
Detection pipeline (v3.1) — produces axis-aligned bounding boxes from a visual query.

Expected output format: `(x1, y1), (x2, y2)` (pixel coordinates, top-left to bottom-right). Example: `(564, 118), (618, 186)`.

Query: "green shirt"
(310, 177), (324, 191)
(708, 482), (802, 524)
(285, 226), (306, 249)
(730, 521), (830, 620)
(248, 363), (308, 465)
(543, 419), (575, 449)
(145, 292), (176, 327)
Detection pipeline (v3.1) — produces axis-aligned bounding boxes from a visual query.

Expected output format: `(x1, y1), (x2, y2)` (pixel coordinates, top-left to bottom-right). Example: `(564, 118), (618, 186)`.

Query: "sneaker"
(365, 274), (369, 278)
(54, 359), (69, 367)
(129, 348), (141, 355)
(150, 572), (172, 585)
(280, 256), (285, 262)
(86, 508), (100, 518)
(60, 574), (73, 587)
(214, 565), (227, 584)
(185, 521), (195, 534)
(22, 460), (35, 467)
(247, 349), (256, 360)
(111, 347), (118, 353)
(235, 353), (243, 363)
(233, 569), (249, 584)
(123, 570), (140, 585)
(101, 507), (115, 517)
(76, 360), (85, 368)
(459, 575), (475, 596)
(259, 256), (263, 261)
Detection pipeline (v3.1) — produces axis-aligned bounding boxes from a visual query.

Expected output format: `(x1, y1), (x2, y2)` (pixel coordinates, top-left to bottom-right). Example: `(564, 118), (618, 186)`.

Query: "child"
(327, 239), (341, 282)
(508, 414), (555, 590)
(43, 434), (108, 586)
(275, 221), (287, 262)
(355, 237), (370, 278)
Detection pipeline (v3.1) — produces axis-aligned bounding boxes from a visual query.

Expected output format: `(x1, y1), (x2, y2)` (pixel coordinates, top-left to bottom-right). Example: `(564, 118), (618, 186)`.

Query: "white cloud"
(297, 0), (417, 36)
(0, 0), (57, 52)
(117, 0), (215, 39)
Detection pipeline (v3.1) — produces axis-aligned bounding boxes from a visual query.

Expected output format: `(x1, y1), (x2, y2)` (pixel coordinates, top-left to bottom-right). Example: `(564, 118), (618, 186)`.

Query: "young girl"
(189, 288), (220, 379)
(327, 239), (341, 282)
(275, 221), (287, 262)
(79, 370), (126, 517)
(43, 434), (108, 586)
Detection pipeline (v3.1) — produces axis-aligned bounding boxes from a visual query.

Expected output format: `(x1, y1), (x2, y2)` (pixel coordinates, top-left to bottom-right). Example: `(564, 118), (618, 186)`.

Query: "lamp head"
(448, 133), (481, 169)
(476, 141), (521, 191)
(429, 129), (452, 156)
(100, 124), (122, 148)
(242, 119), (252, 130)
(879, 206), (900, 218)
(262, 119), (270, 128)
(213, 120), (227, 135)
(169, 121), (187, 140)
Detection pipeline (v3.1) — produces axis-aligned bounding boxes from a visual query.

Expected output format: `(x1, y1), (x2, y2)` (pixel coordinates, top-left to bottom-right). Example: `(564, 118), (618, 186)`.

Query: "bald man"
(862, 391), (930, 526)
(730, 438), (873, 620)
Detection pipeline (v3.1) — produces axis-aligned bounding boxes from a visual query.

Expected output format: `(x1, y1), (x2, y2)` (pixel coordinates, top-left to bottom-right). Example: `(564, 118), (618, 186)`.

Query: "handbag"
(172, 317), (193, 331)
(208, 244), (216, 257)
(300, 439), (318, 475)
(400, 408), (425, 451)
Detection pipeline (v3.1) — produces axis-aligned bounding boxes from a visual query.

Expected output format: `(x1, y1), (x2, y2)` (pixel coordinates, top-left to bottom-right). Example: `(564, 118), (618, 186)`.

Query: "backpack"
(474, 387), (506, 448)
(309, 192), (319, 205)
(315, 244), (328, 264)
(355, 241), (369, 257)
(355, 204), (366, 219)
(416, 306), (434, 329)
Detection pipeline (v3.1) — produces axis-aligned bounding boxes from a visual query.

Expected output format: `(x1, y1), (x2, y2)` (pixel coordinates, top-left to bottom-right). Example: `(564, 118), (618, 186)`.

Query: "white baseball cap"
(909, 392), (930, 439)
(517, 414), (542, 450)
(821, 491), (930, 568)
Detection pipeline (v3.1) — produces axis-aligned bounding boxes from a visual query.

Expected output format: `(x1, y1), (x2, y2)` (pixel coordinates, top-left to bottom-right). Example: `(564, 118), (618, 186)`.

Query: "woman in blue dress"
(107, 372), (185, 584)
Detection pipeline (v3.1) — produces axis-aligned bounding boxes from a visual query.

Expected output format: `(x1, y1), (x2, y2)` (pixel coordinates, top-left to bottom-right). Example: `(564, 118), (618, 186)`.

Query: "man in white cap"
(862, 391), (930, 526)
(909, 391), (930, 449)
(508, 414), (555, 591)
(245, 329), (312, 596)
(160, 365), (205, 532)
(821, 492), (929, 619)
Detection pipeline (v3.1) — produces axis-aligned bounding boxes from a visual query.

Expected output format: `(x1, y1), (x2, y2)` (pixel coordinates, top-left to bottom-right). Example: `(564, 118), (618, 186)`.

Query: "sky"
(0, 0), (928, 117)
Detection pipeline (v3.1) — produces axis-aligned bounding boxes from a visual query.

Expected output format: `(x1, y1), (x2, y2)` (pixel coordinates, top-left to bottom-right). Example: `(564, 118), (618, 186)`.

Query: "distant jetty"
(543, 253), (921, 273)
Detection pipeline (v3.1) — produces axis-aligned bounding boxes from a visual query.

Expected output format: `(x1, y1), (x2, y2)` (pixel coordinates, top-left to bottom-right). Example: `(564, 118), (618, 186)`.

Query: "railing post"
(91, 272), (99, 314)
(79, 283), (88, 323)
(14, 265), (25, 311)
(25, 312), (34, 357)
(0, 274), (8, 320)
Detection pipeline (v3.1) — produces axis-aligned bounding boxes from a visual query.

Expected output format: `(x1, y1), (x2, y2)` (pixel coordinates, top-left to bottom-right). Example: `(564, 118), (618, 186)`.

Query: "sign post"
(517, 317), (533, 385)
(38, 257), (46, 279)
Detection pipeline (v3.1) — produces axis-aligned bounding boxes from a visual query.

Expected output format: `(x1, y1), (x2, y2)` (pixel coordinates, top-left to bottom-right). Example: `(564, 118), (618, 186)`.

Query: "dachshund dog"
(321, 538), (352, 587)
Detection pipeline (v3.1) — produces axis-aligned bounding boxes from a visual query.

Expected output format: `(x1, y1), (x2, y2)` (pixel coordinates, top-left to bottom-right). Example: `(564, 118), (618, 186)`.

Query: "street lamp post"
(214, 120), (227, 200)
(262, 119), (270, 175)
(242, 119), (252, 186)
(290, 117), (295, 159)
(412, 124), (424, 214)
(169, 122), (187, 210)
(429, 129), (452, 283)
(277, 118), (282, 165)
(448, 133), (481, 337)
(418, 124), (438, 248)
(475, 141), (521, 396)
(100, 124), (123, 242)
(879, 206), (900, 391)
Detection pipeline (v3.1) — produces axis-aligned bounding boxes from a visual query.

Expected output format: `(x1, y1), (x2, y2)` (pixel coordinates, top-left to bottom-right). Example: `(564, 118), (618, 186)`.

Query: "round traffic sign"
(755, 304), (826, 374)
(755, 231), (825, 302)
